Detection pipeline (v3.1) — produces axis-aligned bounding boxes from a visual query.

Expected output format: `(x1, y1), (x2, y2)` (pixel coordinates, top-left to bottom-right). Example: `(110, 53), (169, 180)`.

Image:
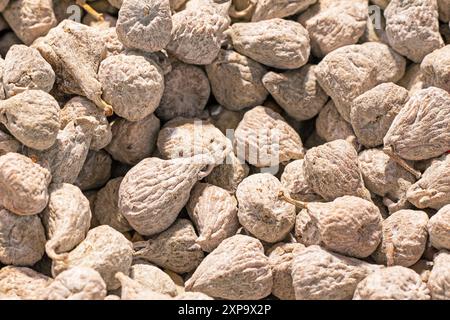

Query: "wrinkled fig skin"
(93, 177), (132, 233)
(116, 272), (172, 300)
(428, 205), (450, 250)
(60, 97), (112, 151)
(298, 0), (368, 58)
(0, 90), (60, 150)
(204, 152), (250, 194)
(315, 42), (406, 122)
(0, 266), (52, 300)
(358, 149), (416, 212)
(52, 225), (133, 291)
(0, 152), (51, 216)
(350, 83), (409, 148)
(0, 129), (20, 156)
(118, 155), (215, 236)
(185, 235), (273, 300)
(291, 245), (379, 300)
(0, 207), (46, 266)
(398, 63), (425, 94)
(315, 100), (356, 144)
(206, 50), (268, 111)
(229, 18), (310, 69)
(167, 7), (230, 65)
(304, 139), (371, 201)
(98, 53), (165, 121)
(3, 44), (55, 98)
(428, 251), (450, 300)
(234, 106), (304, 167)
(295, 196), (383, 258)
(0, 0), (9, 11)
(268, 242), (305, 300)
(252, 0), (316, 21)
(353, 266), (431, 300)
(385, 0), (444, 63)
(75, 150), (112, 191)
(32, 20), (106, 111)
(262, 65), (328, 121)
(421, 45), (450, 93)
(280, 159), (323, 202)
(41, 183), (92, 260)
(176, 292), (213, 300)
(26, 117), (96, 184)
(157, 118), (232, 165)
(407, 154), (450, 209)
(130, 264), (177, 297)
(40, 267), (107, 300)
(187, 183), (240, 252)
(116, 0), (172, 53)
(2, 0), (57, 45)
(372, 210), (429, 267)
(106, 114), (160, 165)
(384, 88), (450, 161)
(156, 62), (210, 121)
(236, 173), (296, 243)
(134, 219), (204, 273)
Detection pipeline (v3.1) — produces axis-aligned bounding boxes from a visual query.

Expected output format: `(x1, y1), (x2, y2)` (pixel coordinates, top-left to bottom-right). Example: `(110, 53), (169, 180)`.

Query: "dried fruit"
(280, 159), (323, 202)
(129, 264), (177, 297)
(167, 6), (229, 65)
(291, 245), (378, 300)
(204, 152), (249, 193)
(315, 100), (356, 145)
(236, 173), (296, 243)
(98, 52), (164, 121)
(3, 44), (55, 98)
(268, 242), (305, 300)
(42, 183), (92, 259)
(252, 0), (316, 21)
(134, 219), (204, 273)
(106, 114), (159, 166)
(0, 129), (20, 156)
(2, 0), (57, 45)
(407, 154), (450, 209)
(60, 96), (112, 151)
(187, 183), (239, 252)
(93, 177), (131, 233)
(206, 50), (268, 111)
(234, 106), (304, 167)
(115, 272), (171, 300)
(421, 44), (450, 93)
(294, 196), (382, 258)
(0, 207), (46, 266)
(40, 267), (107, 300)
(156, 62), (210, 121)
(372, 209), (429, 267)
(385, 0), (444, 63)
(26, 117), (96, 184)
(398, 64), (425, 95)
(315, 42), (406, 122)
(118, 154), (215, 236)
(304, 139), (371, 201)
(229, 18), (310, 69)
(298, 0), (368, 57)
(75, 150), (112, 191)
(262, 64), (328, 121)
(116, 0), (172, 53)
(0, 152), (51, 215)
(353, 266), (431, 300)
(428, 205), (450, 250)
(427, 250), (450, 300)
(0, 90), (60, 150)
(350, 83), (409, 148)
(185, 235), (273, 300)
(52, 225), (133, 290)
(0, 266), (52, 300)
(157, 118), (232, 165)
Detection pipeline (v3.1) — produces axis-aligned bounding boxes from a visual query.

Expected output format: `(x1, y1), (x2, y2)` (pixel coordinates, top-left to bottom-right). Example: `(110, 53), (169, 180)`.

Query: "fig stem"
(99, 99), (114, 117)
(278, 191), (308, 209)
(76, 0), (104, 22)
(383, 146), (421, 179)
